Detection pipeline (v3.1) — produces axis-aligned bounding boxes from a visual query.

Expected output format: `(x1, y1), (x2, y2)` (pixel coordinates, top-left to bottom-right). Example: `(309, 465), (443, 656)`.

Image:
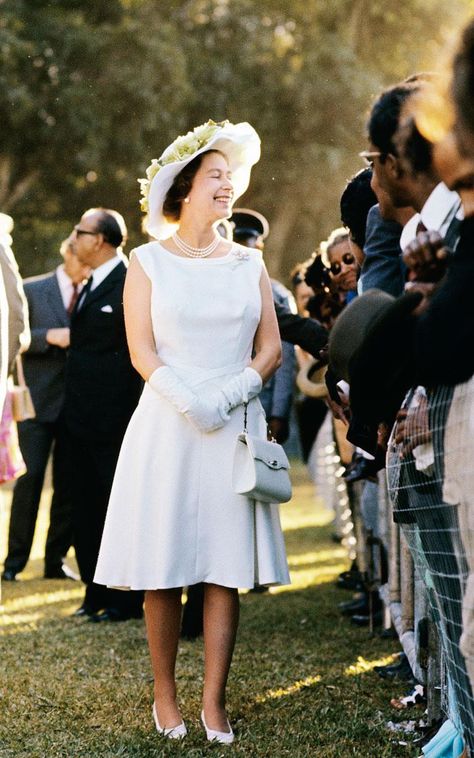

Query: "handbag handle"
(243, 401), (248, 433)
(242, 401), (276, 443)
(15, 355), (27, 388)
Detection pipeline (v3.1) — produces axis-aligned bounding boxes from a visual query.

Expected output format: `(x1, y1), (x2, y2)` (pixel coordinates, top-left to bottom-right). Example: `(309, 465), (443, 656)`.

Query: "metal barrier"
(384, 382), (474, 752)
(312, 383), (474, 749)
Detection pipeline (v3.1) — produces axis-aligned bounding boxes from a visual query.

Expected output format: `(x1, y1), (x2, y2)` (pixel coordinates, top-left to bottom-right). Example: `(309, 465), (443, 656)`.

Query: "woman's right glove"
(148, 366), (227, 433)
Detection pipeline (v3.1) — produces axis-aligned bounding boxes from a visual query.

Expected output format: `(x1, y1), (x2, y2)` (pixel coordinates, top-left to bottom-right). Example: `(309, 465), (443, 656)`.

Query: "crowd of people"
(1, 15), (474, 753)
(298, 22), (474, 754)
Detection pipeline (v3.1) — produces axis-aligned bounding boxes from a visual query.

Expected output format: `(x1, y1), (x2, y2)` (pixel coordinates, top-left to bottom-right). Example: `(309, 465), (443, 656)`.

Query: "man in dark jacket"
(64, 208), (143, 621)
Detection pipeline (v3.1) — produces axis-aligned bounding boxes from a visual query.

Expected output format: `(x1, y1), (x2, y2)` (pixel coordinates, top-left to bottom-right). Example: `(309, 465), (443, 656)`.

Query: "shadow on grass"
(0, 568), (417, 756)
(0, 462), (418, 757)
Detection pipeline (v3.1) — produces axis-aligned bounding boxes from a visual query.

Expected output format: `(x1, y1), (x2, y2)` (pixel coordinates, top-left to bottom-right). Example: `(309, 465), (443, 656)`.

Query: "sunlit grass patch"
(256, 675), (322, 703)
(0, 462), (418, 757)
(2, 587), (83, 614)
(345, 655), (400, 677)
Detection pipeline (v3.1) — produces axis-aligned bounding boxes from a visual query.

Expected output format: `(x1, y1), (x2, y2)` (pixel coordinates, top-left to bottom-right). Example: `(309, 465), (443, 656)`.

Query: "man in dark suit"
(64, 207), (143, 622)
(2, 239), (88, 581)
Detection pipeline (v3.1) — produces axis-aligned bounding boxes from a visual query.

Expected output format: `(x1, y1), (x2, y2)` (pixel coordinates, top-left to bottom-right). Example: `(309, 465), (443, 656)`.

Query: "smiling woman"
(322, 228), (359, 297)
(92, 120), (290, 745)
(162, 150), (234, 258)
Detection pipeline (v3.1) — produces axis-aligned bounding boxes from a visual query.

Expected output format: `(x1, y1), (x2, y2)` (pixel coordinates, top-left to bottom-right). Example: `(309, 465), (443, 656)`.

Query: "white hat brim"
(146, 122), (261, 240)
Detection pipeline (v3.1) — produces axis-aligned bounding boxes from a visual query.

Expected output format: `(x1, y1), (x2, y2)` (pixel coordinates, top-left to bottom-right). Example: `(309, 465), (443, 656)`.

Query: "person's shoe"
(340, 597), (370, 616)
(374, 653), (404, 672)
(89, 607), (143, 623)
(337, 568), (360, 583)
(378, 627), (398, 639)
(350, 610), (383, 627)
(378, 655), (414, 681)
(72, 603), (96, 618)
(336, 571), (366, 591)
(44, 564), (80, 581)
(343, 456), (378, 483)
(152, 703), (187, 739)
(340, 592), (381, 617)
(1, 569), (17, 581)
(201, 710), (234, 744)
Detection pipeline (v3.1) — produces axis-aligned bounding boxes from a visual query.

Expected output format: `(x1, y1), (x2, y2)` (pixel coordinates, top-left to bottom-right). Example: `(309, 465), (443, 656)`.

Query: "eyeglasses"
(359, 150), (382, 167)
(74, 226), (99, 237)
(329, 252), (355, 276)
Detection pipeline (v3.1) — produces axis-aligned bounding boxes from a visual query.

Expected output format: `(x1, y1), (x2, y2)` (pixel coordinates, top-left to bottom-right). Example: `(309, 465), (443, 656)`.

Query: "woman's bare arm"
(250, 267), (282, 382)
(123, 255), (163, 380)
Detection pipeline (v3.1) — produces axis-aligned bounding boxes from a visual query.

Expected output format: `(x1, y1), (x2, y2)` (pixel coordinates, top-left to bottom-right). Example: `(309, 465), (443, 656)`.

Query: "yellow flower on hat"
(145, 159), (161, 181)
(194, 120), (225, 143)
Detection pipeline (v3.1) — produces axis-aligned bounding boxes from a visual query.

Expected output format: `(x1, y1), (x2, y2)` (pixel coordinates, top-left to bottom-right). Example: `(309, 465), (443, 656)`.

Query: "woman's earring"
(184, 197), (190, 204)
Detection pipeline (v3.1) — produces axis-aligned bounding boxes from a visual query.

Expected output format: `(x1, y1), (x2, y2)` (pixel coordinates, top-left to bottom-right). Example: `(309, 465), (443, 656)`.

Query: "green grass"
(0, 464), (422, 757)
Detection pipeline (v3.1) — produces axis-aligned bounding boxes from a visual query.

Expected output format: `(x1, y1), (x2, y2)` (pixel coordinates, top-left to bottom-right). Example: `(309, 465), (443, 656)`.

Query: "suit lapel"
(80, 261), (126, 311)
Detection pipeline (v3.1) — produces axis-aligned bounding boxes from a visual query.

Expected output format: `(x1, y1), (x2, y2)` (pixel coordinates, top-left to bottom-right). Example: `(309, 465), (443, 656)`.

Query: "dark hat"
(230, 208), (269, 240)
(328, 289), (423, 456)
(348, 289), (423, 430)
(328, 289), (395, 383)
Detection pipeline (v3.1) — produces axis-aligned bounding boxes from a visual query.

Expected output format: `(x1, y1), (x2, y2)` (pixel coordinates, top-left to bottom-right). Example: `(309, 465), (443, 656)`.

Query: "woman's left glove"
(216, 366), (263, 418)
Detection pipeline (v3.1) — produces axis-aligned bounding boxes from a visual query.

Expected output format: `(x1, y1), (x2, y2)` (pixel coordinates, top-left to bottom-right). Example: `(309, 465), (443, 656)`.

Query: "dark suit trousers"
(69, 433), (143, 615)
(295, 396), (327, 463)
(4, 418), (73, 574)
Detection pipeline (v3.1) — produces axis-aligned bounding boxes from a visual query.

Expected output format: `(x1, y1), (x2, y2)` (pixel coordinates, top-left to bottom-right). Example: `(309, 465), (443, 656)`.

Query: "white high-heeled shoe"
(201, 710), (234, 744)
(152, 703), (187, 739)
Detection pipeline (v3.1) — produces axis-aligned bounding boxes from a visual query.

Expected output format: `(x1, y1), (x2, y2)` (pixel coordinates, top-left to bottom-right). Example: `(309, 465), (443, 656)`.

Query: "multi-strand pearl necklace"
(172, 232), (221, 258)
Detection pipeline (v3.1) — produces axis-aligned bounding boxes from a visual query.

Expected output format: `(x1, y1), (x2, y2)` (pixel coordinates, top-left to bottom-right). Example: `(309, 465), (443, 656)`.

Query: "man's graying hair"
(87, 208), (125, 248)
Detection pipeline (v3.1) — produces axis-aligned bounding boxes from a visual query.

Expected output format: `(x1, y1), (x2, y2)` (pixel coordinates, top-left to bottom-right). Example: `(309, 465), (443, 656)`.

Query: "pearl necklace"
(172, 232), (221, 258)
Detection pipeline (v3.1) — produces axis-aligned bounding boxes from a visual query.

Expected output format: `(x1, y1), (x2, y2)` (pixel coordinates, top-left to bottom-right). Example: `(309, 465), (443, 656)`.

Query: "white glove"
(217, 366), (263, 417)
(148, 367), (227, 432)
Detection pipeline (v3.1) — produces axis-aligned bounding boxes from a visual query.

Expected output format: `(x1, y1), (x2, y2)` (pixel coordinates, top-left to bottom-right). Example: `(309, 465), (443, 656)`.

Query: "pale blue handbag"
(232, 404), (292, 504)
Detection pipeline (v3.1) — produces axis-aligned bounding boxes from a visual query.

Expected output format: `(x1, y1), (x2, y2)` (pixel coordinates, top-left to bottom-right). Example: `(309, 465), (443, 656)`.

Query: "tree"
(1, 0), (189, 270)
(2, 0), (471, 278)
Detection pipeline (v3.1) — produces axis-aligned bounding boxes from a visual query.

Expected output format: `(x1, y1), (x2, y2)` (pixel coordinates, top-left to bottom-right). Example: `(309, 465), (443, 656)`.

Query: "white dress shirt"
(56, 264), (84, 311)
(89, 255), (122, 291)
(400, 182), (463, 251)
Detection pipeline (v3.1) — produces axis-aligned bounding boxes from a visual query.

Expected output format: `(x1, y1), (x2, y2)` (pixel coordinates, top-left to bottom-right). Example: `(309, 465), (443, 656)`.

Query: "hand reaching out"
(325, 394), (350, 426)
(402, 230), (453, 314)
(394, 395), (431, 458)
(402, 230), (451, 283)
(267, 417), (289, 444)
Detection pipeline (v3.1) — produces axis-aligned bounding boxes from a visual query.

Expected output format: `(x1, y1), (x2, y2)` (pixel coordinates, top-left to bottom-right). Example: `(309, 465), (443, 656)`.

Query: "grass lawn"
(0, 463), (422, 757)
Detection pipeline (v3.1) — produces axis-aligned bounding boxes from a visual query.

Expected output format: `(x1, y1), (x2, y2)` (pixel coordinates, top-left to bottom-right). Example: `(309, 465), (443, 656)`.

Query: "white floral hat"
(139, 120), (261, 240)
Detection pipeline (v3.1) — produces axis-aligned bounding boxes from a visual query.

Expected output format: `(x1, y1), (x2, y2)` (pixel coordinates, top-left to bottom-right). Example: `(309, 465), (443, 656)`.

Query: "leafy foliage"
(1, 0), (471, 276)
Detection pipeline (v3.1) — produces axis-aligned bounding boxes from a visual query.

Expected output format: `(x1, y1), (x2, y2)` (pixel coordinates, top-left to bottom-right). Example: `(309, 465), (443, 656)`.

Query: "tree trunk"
(347, 0), (367, 53)
(0, 156), (39, 212)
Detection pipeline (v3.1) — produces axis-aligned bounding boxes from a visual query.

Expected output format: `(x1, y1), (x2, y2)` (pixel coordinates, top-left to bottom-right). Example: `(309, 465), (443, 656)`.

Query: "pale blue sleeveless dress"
(94, 242), (290, 590)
